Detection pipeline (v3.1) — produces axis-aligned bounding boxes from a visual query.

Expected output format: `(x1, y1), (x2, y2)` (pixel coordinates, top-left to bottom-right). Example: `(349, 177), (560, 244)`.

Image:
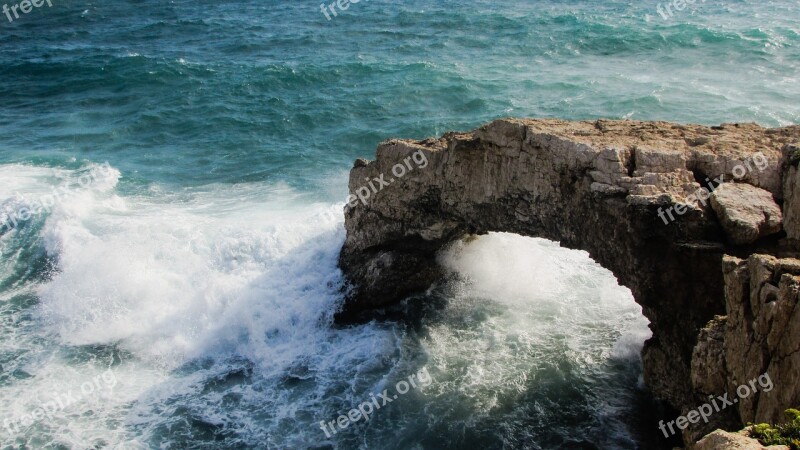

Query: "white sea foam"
(425, 233), (652, 443)
(0, 163), (375, 447)
(0, 164), (652, 448)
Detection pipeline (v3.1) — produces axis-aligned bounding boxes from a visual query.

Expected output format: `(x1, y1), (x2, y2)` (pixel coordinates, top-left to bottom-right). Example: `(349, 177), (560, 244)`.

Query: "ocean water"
(0, 0), (798, 449)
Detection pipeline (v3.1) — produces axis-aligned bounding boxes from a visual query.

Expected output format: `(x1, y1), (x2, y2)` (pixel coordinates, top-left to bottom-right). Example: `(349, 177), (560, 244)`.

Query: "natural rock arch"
(338, 118), (800, 442)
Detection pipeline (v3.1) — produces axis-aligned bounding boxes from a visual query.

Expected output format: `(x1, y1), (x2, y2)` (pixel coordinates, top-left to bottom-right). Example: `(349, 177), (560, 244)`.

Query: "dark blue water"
(0, 0), (797, 448)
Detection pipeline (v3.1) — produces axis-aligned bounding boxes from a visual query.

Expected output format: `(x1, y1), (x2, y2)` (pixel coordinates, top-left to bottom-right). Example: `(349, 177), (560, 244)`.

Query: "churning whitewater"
(0, 163), (651, 448)
(1, 0), (797, 448)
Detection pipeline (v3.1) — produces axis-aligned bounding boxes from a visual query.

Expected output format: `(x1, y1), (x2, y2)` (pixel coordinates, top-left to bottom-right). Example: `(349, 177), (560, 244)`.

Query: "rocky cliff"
(338, 118), (800, 445)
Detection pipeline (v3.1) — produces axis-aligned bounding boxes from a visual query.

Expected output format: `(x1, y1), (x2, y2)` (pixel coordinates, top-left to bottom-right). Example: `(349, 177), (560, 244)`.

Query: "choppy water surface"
(1, 0), (798, 448)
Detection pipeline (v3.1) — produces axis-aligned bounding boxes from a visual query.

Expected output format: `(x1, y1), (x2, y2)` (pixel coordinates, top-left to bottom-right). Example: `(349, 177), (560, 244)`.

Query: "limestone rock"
(718, 255), (800, 425)
(781, 144), (800, 240)
(691, 316), (727, 396)
(688, 254), (800, 443)
(338, 118), (800, 446)
(709, 183), (782, 245)
(690, 430), (789, 450)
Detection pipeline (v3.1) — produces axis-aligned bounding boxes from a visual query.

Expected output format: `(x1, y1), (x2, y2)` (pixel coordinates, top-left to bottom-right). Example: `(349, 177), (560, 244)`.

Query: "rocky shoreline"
(337, 118), (800, 447)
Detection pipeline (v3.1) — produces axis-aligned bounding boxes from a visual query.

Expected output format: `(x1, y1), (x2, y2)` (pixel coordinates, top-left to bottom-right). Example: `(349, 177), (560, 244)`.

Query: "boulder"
(710, 183), (782, 245)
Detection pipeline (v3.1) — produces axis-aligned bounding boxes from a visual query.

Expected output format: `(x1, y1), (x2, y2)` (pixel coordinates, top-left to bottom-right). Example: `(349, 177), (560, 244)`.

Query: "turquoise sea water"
(0, 1), (798, 448)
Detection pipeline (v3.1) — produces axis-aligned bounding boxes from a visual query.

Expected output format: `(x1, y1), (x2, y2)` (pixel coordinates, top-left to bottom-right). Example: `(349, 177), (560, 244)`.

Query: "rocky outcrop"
(690, 430), (789, 450)
(338, 118), (800, 446)
(686, 224), (798, 444)
(691, 255), (800, 438)
(781, 144), (800, 241)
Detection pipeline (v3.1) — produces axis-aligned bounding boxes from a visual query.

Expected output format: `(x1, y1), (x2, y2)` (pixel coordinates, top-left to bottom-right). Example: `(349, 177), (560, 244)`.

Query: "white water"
(0, 163), (652, 449)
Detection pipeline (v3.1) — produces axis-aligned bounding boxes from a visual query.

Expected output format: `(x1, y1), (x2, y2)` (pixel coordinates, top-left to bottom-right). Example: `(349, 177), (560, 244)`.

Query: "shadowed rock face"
(338, 118), (800, 444)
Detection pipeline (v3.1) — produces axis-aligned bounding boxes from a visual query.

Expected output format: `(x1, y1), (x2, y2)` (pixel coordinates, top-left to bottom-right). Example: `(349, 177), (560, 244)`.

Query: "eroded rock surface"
(781, 144), (800, 241)
(693, 256), (800, 420)
(339, 118), (800, 447)
(710, 184), (782, 245)
(690, 430), (789, 450)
